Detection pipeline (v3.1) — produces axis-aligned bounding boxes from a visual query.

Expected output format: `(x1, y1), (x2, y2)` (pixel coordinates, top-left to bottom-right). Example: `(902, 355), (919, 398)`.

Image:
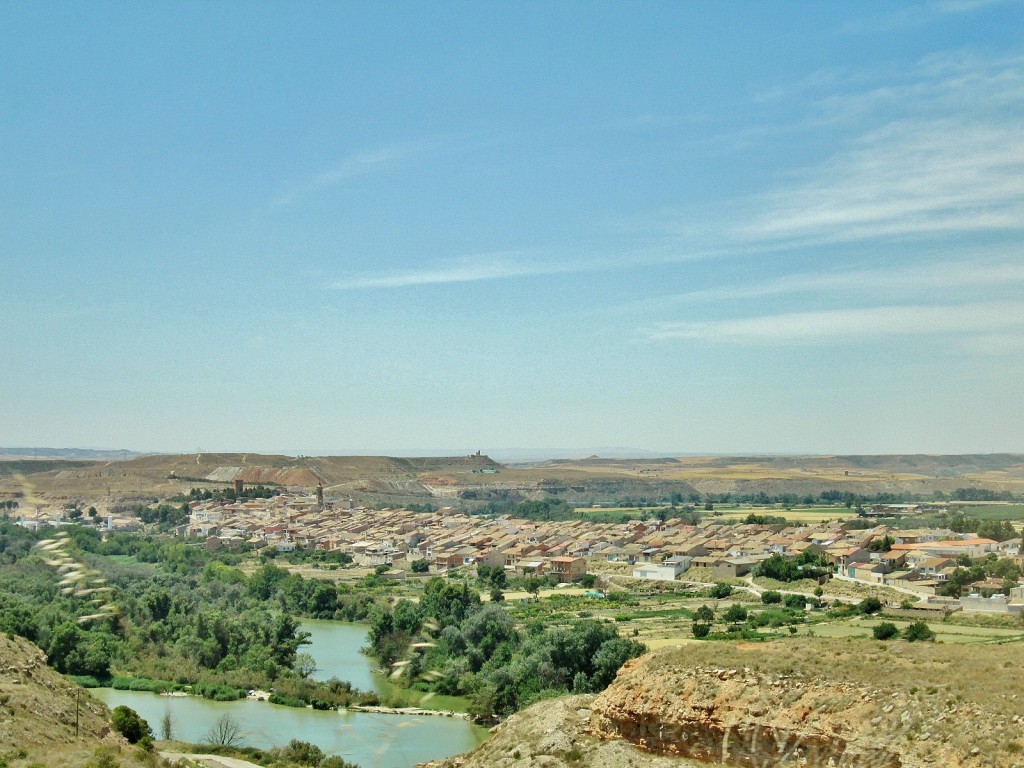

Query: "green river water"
(89, 620), (487, 768)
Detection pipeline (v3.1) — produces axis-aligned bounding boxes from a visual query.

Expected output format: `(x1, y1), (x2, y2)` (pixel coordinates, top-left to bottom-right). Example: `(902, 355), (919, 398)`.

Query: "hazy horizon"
(3, 445), (1021, 466)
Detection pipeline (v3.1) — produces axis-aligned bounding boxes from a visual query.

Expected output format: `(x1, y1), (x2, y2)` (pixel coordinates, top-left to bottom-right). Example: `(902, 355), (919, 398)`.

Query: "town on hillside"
(9, 482), (1023, 617)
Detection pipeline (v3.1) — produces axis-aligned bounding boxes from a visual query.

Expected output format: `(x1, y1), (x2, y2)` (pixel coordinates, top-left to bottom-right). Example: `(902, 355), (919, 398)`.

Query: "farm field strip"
(955, 504), (1024, 519)
(804, 616), (1024, 644)
(709, 507), (856, 523)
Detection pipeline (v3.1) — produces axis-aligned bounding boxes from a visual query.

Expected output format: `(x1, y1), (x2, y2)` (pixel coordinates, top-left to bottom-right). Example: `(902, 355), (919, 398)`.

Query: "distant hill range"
(0, 450), (1021, 506)
(0, 447), (144, 461)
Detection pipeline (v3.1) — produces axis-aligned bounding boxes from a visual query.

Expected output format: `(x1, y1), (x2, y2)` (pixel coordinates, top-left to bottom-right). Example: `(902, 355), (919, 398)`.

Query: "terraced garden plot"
(809, 616), (1024, 644)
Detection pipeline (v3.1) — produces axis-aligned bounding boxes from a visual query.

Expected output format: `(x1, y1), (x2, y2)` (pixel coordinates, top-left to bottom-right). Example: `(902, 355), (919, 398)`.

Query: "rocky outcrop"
(426, 640), (1024, 768)
(589, 642), (1024, 768)
(418, 695), (704, 768)
(590, 661), (902, 767)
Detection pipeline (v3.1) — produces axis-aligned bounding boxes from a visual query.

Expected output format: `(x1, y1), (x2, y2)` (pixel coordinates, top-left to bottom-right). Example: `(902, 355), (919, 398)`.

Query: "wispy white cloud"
(332, 51), (1024, 293)
(330, 254), (587, 290)
(641, 50), (1024, 265)
(812, 51), (1024, 125)
(668, 258), (1024, 303)
(840, 0), (1018, 34)
(738, 118), (1024, 247)
(273, 141), (423, 207)
(643, 52), (1024, 347)
(933, 0), (1017, 14)
(311, 146), (411, 186)
(645, 301), (1024, 344)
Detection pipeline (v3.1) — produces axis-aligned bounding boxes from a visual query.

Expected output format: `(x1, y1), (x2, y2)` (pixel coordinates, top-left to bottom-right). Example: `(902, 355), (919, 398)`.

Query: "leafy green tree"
(410, 559), (430, 573)
(902, 621), (936, 642)
(47, 622), (84, 674)
(758, 553), (824, 582)
(144, 588), (173, 622)
(368, 609), (394, 647)
(421, 577), (481, 626)
(723, 604), (748, 625)
(524, 577), (543, 598)
(160, 709), (174, 740)
(281, 739), (325, 766)
(572, 670), (592, 693)
(858, 597), (883, 615)
(709, 583), (733, 599)
(590, 637), (645, 689)
(392, 599), (423, 635)
(744, 513), (787, 525)
(476, 564), (508, 589)
(293, 652), (318, 678)
(507, 499), (577, 522)
(761, 590), (782, 604)
(691, 623), (711, 638)
(308, 581), (339, 617)
(320, 758), (360, 768)
(873, 622), (899, 640)
(111, 705), (152, 744)
(867, 535), (895, 552)
(69, 631), (121, 678)
(783, 594), (806, 610)
(694, 604), (715, 623)
(0, 600), (39, 641)
(247, 562), (289, 600)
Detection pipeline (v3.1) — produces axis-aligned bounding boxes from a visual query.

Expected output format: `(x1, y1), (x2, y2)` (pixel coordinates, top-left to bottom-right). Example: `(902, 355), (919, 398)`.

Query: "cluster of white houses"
(13, 489), (1022, 613)
(173, 491), (1023, 610)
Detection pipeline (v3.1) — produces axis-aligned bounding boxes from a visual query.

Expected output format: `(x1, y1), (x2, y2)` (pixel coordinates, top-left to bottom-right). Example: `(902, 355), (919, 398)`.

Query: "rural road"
(160, 753), (263, 768)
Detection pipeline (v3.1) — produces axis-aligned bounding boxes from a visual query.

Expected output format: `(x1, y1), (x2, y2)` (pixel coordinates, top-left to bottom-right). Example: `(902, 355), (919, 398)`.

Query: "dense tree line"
(756, 552), (829, 582)
(743, 513), (790, 526)
(367, 577), (644, 722)
(0, 523), (389, 708)
(947, 488), (1019, 502)
(476, 498), (578, 521)
(940, 553), (1022, 597)
(170, 485), (281, 502)
(709, 488), (1022, 506)
(943, 513), (1017, 542)
(132, 502), (191, 529)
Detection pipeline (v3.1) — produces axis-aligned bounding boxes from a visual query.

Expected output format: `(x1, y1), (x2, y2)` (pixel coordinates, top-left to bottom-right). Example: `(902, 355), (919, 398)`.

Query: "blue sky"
(2, 1), (1022, 457)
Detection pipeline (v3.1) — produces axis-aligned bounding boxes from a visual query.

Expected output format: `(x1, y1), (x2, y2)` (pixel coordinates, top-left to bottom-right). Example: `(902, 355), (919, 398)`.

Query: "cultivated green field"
(574, 504), (857, 525)
(708, 506), (855, 524)
(808, 617), (1024, 644)
(954, 503), (1024, 520)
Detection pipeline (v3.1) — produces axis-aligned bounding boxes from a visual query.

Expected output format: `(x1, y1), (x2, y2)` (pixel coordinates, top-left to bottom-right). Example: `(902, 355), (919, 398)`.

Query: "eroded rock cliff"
(590, 640), (1023, 768)
(423, 639), (1024, 768)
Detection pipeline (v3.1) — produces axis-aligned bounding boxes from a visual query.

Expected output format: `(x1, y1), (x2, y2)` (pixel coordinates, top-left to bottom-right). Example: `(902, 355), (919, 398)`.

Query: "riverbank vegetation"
(365, 576), (646, 722)
(163, 737), (359, 768)
(0, 522), (383, 710)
